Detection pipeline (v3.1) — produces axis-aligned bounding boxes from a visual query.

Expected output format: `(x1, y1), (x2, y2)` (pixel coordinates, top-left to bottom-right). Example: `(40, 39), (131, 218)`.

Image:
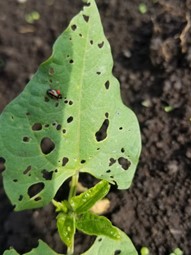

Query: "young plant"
(0, 0), (141, 254)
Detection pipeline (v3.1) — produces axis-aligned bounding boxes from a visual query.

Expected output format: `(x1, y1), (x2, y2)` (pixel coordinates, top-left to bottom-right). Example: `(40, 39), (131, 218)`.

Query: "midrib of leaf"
(76, 15), (91, 169)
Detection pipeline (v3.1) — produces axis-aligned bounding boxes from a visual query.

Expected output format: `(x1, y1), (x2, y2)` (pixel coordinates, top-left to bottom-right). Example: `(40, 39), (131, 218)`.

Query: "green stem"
(67, 173), (79, 255)
(67, 244), (74, 255)
(68, 172), (79, 201)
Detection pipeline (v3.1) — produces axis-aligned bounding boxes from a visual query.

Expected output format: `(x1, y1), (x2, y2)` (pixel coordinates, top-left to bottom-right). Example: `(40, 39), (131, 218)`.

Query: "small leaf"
(57, 212), (75, 247)
(140, 247), (150, 255)
(173, 248), (183, 255)
(76, 211), (120, 239)
(70, 180), (110, 213)
(82, 229), (138, 255)
(3, 240), (61, 255)
(138, 3), (147, 14)
(52, 199), (69, 213)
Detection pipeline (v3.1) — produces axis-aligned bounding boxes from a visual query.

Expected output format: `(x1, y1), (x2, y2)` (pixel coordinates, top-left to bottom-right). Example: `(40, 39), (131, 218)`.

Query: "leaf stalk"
(67, 173), (79, 255)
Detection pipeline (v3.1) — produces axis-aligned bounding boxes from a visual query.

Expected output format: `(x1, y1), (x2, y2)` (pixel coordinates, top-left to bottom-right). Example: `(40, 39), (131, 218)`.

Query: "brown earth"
(0, 0), (191, 255)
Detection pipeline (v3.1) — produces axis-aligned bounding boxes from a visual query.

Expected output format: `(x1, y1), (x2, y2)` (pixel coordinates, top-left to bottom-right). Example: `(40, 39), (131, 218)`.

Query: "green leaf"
(0, 0), (141, 210)
(57, 212), (75, 247)
(76, 211), (120, 239)
(3, 250), (19, 255)
(3, 240), (62, 255)
(82, 229), (138, 255)
(70, 180), (110, 213)
(173, 248), (183, 255)
(52, 199), (69, 213)
(3, 231), (138, 255)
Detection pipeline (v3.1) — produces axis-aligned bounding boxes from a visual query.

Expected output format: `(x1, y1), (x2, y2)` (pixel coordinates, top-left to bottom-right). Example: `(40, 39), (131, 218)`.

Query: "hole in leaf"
(110, 175), (114, 179)
(67, 116), (74, 123)
(69, 100), (73, 105)
(55, 169), (58, 173)
(98, 238), (102, 242)
(121, 148), (125, 153)
(32, 123), (42, 131)
(95, 119), (109, 142)
(83, 15), (89, 22)
(45, 124), (49, 128)
(49, 67), (54, 75)
(79, 33), (83, 37)
(23, 136), (30, 142)
(0, 157), (6, 173)
(105, 112), (109, 118)
(109, 158), (116, 166)
(56, 124), (62, 130)
(63, 129), (66, 134)
(62, 157), (69, 167)
(26, 112), (31, 116)
(40, 137), (55, 155)
(18, 195), (23, 201)
(71, 24), (77, 31)
(98, 41), (104, 48)
(23, 166), (32, 175)
(69, 59), (74, 64)
(64, 100), (68, 104)
(44, 96), (50, 102)
(118, 157), (131, 170)
(13, 179), (18, 182)
(41, 169), (53, 180)
(81, 160), (86, 164)
(90, 40), (93, 45)
(114, 250), (121, 255)
(28, 182), (45, 198)
(106, 170), (111, 173)
(96, 71), (101, 75)
(34, 197), (41, 201)
(119, 127), (123, 130)
(105, 80), (110, 90)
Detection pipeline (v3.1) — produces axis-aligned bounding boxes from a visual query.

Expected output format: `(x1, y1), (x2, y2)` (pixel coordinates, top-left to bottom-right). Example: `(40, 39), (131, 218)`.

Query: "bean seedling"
(1, 0), (141, 254)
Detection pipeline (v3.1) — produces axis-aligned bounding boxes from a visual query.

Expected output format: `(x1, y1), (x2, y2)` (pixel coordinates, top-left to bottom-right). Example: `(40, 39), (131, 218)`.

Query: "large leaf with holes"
(3, 240), (62, 255)
(0, 0), (141, 210)
(82, 229), (138, 255)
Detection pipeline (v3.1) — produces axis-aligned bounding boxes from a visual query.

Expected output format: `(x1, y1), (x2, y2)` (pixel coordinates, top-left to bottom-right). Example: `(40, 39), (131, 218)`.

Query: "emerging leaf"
(0, 0), (141, 210)
(70, 180), (110, 213)
(76, 211), (120, 240)
(52, 199), (69, 213)
(56, 212), (75, 247)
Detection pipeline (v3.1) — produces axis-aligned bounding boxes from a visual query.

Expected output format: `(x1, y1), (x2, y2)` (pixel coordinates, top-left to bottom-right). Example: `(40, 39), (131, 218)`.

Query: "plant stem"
(67, 244), (74, 255)
(67, 173), (79, 255)
(68, 172), (79, 201)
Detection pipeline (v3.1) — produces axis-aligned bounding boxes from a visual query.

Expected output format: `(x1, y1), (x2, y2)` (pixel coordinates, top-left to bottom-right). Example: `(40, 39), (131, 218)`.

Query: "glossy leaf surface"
(76, 211), (120, 239)
(70, 180), (110, 213)
(57, 212), (75, 247)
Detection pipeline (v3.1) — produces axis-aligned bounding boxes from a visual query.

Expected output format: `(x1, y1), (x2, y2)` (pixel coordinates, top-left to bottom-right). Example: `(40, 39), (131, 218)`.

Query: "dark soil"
(0, 0), (191, 254)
